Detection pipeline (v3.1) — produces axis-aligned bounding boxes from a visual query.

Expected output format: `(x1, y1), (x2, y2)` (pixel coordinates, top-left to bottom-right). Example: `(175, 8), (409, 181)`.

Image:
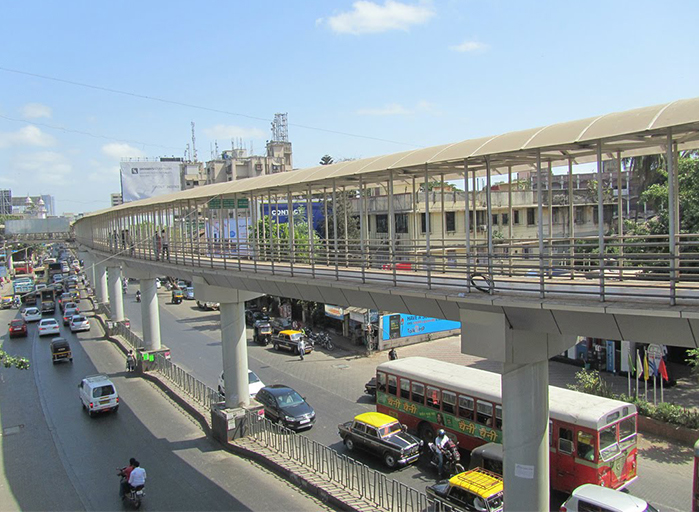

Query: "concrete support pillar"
(95, 261), (108, 305)
(220, 301), (249, 408)
(140, 278), (161, 351)
(502, 360), (549, 511)
(107, 265), (124, 321)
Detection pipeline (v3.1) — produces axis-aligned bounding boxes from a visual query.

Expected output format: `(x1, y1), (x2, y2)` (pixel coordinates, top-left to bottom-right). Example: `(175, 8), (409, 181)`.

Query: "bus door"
(553, 423), (576, 492)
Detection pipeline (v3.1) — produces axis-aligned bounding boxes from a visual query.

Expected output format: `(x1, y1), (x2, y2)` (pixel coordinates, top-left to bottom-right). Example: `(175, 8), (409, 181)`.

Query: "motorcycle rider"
(118, 458), (137, 498)
(127, 460), (146, 495)
(135, 290), (141, 303)
(434, 429), (453, 477)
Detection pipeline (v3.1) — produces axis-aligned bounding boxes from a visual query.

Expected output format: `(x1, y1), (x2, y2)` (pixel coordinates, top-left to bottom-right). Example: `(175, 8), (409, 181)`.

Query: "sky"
(1, 1), (699, 215)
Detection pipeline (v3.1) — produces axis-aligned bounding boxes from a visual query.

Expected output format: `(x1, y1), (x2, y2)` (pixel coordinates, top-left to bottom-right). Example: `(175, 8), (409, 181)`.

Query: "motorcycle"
(117, 469), (145, 509)
(314, 331), (334, 351)
(135, 292), (141, 303)
(427, 440), (465, 479)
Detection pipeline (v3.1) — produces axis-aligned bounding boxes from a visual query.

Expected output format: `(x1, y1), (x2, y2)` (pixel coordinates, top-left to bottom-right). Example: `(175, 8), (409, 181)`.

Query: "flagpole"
(661, 373), (664, 403)
(653, 375), (657, 406)
(635, 349), (640, 399)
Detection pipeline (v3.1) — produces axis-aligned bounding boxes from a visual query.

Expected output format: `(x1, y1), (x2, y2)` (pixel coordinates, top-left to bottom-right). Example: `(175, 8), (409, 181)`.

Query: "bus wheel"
(418, 423), (434, 445)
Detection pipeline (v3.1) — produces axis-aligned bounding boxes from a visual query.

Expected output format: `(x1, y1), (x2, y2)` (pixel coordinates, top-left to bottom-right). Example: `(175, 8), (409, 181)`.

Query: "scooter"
(117, 470), (145, 509)
(427, 441), (464, 479)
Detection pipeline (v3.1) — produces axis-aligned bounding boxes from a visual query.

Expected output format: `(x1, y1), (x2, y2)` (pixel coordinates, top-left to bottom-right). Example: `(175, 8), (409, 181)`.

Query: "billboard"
(5, 218), (71, 234)
(261, 202), (325, 231)
(120, 161), (181, 202)
(204, 217), (251, 256)
(381, 314), (461, 340)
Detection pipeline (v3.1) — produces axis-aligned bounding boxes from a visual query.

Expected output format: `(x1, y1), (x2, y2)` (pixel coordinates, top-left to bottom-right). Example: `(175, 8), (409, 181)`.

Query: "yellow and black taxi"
(426, 468), (504, 512)
(272, 330), (312, 355)
(338, 412), (422, 469)
(50, 337), (73, 364)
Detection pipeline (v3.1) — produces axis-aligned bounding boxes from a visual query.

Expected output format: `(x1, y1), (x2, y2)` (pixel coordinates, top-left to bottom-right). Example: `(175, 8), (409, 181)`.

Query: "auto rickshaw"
(171, 289), (184, 304)
(1, 296), (14, 309)
(50, 337), (73, 364)
(253, 321), (273, 345)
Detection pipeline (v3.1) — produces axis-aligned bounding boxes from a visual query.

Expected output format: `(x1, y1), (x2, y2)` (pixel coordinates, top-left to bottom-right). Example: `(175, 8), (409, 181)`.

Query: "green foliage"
(249, 205), (321, 263)
(568, 369), (615, 398)
(572, 369), (699, 430)
(687, 348), (699, 381)
(0, 344), (30, 369)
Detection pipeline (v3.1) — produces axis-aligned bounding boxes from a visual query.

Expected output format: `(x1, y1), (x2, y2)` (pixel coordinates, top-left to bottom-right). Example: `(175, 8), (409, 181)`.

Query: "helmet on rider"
(437, 429), (446, 437)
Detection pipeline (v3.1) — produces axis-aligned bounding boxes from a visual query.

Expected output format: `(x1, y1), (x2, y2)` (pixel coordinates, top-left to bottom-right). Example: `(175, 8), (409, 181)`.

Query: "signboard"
(207, 198), (249, 209)
(120, 161), (181, 202)
(382, 314), (461, 340)
(647, 344), (665, 377)
(5, 218), (70, 234)
(261, 202), (325, 231)
(324, 304), (345, 320)
(204, 217), (251, 256)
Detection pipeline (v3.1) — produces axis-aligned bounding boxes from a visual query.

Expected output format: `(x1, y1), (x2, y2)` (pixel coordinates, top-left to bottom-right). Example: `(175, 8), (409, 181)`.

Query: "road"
(123, 283), (694, 512)
(0, 293), (332, 511)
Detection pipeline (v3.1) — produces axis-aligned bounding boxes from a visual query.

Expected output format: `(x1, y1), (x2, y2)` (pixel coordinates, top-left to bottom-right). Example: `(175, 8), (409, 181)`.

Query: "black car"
(245, 310), (269, 327)
(255, 385), (315, 431)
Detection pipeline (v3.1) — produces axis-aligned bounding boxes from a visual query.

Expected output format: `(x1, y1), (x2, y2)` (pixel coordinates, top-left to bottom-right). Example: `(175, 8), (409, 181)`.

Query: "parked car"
(272, 330), (312, 355)
(183, 286), (195, 300)
(22, 307), (42, 322)
(426, 468), (504, 512)
(51, 337), (72, 364)
(560, 484), (659, 512)
(338, 412), (422, 468)
(255, 385), (315, 431)
(78, 374), (119, 417)
(245, 310), (269, 327)
(38, 318), (60, 337)
(70, 314), (90, 333)
(217, 369), (265, 398)
(8, 318), (28, 338)
(63, 307), (78, 326)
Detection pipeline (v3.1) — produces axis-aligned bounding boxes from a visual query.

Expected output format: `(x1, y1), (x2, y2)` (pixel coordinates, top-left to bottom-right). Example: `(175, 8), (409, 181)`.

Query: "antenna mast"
(191, 121), (198, 162)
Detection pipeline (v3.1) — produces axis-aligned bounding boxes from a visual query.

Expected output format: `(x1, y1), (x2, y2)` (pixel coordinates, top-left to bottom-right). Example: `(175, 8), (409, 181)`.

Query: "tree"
(319, 155), (334, 166)
(248, 205), (321, 263)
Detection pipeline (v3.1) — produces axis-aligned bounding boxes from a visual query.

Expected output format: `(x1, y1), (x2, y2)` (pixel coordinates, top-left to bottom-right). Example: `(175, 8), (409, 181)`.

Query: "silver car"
(70, 314), (90, 332)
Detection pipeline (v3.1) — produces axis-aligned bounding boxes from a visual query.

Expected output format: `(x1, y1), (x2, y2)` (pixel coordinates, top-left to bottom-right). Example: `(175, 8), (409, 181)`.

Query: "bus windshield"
(599, 423), (621, 461)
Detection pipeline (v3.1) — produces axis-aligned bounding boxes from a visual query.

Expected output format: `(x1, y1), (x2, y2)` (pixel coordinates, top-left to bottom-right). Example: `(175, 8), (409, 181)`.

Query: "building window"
(492, 214), (499, 226)
(476, 210), (486, 228)
(376, 214), (388, 233)
(445, 211), (456, 232)
(502, 213), (509, 226)
(514, 210), (520, 225)
(575, 206), (585, 225)
(527, 208), (536, 226)
(421, 213), (432, 233)
(395, 213), (409, 234)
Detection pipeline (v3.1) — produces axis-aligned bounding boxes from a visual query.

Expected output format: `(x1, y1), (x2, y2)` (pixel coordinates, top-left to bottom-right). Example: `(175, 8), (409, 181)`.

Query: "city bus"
(375, 357), (637, 493)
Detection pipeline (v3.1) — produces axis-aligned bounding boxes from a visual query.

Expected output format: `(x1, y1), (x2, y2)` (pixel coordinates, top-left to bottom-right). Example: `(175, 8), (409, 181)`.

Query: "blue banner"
(382, 314), (461, 340)
(261, 202), (325, 231)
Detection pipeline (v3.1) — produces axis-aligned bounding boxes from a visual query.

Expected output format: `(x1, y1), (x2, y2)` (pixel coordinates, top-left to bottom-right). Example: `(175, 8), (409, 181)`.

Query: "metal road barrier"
(150, 353), (222, 410)
(244, 410), (452, 512)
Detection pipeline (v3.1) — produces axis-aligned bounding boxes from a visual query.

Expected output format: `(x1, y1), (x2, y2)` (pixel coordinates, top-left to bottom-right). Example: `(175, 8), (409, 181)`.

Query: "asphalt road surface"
(122, 283), (693, 512)
(0, 295), (332, 511)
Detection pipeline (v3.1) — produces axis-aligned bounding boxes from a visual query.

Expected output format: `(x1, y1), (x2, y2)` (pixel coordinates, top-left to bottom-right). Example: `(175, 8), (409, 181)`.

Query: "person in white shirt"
(434, 429), (450, 476)
(128, 460), (147, 490)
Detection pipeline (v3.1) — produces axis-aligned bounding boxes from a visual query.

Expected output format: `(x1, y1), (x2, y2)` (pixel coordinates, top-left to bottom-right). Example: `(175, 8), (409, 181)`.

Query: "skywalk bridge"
(74, 97), (699, 510)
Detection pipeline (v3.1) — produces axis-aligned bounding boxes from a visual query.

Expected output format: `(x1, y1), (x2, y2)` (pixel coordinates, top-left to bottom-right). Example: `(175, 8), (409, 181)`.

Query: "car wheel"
(344, 437), (355, 451)
(273, 342), (280, 351)
(418, 423), (435, 445)
(383, 452), (398, 469)
(113, 406), (119, 413)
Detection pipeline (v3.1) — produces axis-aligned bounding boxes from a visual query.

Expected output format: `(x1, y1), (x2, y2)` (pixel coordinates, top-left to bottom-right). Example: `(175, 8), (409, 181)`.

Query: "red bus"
(375, 357), (637, 493)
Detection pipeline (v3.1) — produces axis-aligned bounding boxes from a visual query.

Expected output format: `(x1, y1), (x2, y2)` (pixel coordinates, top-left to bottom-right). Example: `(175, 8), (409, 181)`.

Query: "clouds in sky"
(323, 0), (435, 35)
(203, 124), (266, 140)
(450, 40), (488, 53)
(21, 103), (52, 119)
(102, 142), (146, 160)
(357, 100), (438, 116)
(12, 151), (72, 184)
(0, 125), (56, 148)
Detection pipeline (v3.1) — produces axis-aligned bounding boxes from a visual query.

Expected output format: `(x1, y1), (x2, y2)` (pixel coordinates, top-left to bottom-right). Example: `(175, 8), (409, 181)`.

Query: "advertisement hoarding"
(381, 314), (461, 340)
(261, 202), (325, 231)
(120, 161), (181, 202)
(204, 217), (251, 256)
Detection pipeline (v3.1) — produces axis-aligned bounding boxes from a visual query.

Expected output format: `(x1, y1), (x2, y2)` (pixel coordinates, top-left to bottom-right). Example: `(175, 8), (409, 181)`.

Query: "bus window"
(426, 386), (441, 409)
(495, 405), (503, 430)
(458, 395), (474, 420)
(577, 431), (595, 462)
(377, 372), (387, 393)
(619, 416), (636, 448)
(400, 378), (410, 399)
(558, 427), (574, 455)
(443, 391), (456, 415)
(411, 382), (425, 405)
(387, 375), (398, 396)
(599, 423), (620, 461)
(476, 401), (494, 427)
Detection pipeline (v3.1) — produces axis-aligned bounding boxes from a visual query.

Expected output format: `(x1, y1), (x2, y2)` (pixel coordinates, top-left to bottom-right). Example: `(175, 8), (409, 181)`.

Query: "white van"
(218, 370), (265, 399)
(560, 484), (658, 512)
(78, 375), (119, 417)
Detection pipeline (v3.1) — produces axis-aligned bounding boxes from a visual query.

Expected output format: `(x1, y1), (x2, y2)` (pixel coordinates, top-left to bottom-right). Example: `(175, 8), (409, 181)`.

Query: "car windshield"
(289, 332), (303, 341)
(42, 320), (57, 326)
(248, 371), (261, 384)
(73, 316), (86, 322)
(26, 309), (38, 314)
(11, 320), (23, 326)
(92, 385), (115, 398)
(275, 390), (304, 407)
(378, 421), (402, 437)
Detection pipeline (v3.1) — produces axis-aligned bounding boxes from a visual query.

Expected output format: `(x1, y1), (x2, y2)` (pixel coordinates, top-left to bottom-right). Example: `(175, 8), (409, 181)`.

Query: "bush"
(571, 370), (699, 430)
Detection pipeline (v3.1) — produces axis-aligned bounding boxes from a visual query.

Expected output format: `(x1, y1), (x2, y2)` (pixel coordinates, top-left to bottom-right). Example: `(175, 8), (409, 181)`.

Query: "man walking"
(161, 228), (169, 261)
(298, 338), (306, 361)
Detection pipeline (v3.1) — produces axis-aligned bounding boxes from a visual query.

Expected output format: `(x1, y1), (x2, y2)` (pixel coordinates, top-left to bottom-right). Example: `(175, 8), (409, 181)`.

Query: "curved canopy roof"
(85, 96), (699, 219)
